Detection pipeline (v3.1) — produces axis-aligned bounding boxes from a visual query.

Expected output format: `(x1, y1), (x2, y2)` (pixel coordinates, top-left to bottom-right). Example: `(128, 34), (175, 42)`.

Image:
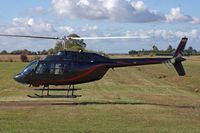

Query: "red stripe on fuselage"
(67, 64), (104, 81)
(32, 64), (105, 84)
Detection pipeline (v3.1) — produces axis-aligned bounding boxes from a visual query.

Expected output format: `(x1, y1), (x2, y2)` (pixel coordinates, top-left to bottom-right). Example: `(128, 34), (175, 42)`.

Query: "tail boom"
(110, 57), (171, 68)
(109, 37), (188, 76)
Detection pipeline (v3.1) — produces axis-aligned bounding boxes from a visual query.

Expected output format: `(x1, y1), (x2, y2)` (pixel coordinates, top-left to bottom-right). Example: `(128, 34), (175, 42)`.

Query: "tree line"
(129, 45), (200, 56)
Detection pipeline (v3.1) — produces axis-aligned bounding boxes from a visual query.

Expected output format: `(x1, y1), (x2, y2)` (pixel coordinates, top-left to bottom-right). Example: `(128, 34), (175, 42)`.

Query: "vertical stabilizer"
(172, 37), (188, 76)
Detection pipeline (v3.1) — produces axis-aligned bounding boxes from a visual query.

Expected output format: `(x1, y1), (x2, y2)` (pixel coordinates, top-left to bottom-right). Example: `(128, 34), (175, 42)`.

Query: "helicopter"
(0, 34), (188, 98)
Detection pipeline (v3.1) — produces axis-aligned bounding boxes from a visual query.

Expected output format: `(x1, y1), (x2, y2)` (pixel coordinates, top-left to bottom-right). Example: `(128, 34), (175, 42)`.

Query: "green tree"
(129, 50), (138, 55)
(22, 49), (30, 55)
(0, 50), (8, 54)
(64, 34), (86, 50)
(54, 34), (87, 52)
(152, 45), (159, 52)
(166, 45), (173, 52)
(54, 41), (64, 53)
(186, 46), (197, 55)
(20, 53), (28, 62)
(48, 48), (55, 55)
(41, 50), (48, 55)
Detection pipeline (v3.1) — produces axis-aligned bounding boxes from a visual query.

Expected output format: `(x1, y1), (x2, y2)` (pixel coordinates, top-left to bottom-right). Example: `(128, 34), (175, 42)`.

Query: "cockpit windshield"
(21, 61), (38, 75)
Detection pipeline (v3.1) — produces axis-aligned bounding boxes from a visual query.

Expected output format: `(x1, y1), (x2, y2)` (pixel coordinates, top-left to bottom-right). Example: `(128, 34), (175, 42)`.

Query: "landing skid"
(28, 84), (81, 98)
(34, 88), (81, 91)
(27, 94), (82, 98)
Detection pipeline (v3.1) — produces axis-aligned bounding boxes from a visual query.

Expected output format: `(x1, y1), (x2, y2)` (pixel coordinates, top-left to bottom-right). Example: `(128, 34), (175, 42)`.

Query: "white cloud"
(58, 26), (75, 33)
(51, 0), (200, 24)
(51, 0), (164, 23)
(29, 6), (46, 14)
(5, 17), (55, 34)
(0, 14), (200, 52)
(12, 17), (35, 26)
(131, 1), (146, 11)
(81, 24), (97, 31)
(166, 7), (200, 24)
(77, 0), (90, 6)
(126, 29), (200, 39)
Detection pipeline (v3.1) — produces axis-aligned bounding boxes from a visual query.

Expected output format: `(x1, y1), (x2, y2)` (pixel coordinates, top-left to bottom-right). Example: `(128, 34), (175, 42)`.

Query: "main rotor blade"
(0, 34), (151, 41)
(0, 34), (59, 40)
(71, 35), (150, 40)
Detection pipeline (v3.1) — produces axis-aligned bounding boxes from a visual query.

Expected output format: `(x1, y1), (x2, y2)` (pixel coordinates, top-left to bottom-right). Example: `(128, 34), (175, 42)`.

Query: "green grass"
(0, 105), (200, 133)
(0, 56), (200, 133)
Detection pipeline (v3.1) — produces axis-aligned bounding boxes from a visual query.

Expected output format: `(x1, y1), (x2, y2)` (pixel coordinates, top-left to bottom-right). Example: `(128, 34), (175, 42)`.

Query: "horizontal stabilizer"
(173, 62), (185, 76)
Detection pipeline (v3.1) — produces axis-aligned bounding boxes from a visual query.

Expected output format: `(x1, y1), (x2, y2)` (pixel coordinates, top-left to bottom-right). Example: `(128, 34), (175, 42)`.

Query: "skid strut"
(67, 85), (75, 97)
(41, 84), (50, 96)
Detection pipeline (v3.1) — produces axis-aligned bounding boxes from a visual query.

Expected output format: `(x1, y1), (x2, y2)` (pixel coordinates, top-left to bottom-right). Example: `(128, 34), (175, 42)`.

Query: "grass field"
(0, 56), (200, 133)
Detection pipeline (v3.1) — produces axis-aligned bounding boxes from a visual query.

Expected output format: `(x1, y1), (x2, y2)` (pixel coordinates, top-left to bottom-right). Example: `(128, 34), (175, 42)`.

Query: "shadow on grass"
(52, 101), (200, 109)
(0, 101), (199, 109)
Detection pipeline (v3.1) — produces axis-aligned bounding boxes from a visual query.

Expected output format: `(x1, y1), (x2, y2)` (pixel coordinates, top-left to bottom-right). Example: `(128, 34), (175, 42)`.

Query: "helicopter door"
(49, 64), (65, 75)
(49, 63), (66, 84)
(33, 62), (50, 82)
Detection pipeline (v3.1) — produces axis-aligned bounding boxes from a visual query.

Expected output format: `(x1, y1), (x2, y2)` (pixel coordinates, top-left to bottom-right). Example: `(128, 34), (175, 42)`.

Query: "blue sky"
(0, 0), (199, 53)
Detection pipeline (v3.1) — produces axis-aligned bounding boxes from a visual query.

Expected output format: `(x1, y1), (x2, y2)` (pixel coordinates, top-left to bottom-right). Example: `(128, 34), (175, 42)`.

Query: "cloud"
(28, 6), (47, 15)
(131, 0), (146, 11)
(0, 17), (58, 51)
(4, 17), (55, 35)
(51, 0), (164, 23)
(166, 7), (200, 24)
(126, 29), (200, 39)
(51, 0), (200, 24)
(81, 24), (97, 31)
(12, 17), (34, 26)
(0, 14), (199, 52)
(58, 26), (75, 33)
(2, 17), (100, 36)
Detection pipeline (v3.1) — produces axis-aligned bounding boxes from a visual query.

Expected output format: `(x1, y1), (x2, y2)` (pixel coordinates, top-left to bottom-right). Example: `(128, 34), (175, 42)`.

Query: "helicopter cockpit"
(21, 61), (38, 75)
(13, 61), (38, 84)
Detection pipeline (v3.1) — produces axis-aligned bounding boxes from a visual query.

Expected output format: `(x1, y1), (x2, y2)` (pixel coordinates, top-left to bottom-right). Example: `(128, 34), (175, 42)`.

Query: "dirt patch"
(132, 93), (200, 107)
(0, 97), (200, 109)
(0, 101), (52, 108)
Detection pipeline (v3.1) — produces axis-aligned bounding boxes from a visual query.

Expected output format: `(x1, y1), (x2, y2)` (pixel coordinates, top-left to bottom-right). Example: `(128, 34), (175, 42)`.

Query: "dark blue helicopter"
(0, 34), (188, 97)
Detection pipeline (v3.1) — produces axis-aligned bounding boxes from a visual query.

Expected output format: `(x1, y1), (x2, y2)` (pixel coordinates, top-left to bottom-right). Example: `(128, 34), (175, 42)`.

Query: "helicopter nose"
(13, 74), (24, 84)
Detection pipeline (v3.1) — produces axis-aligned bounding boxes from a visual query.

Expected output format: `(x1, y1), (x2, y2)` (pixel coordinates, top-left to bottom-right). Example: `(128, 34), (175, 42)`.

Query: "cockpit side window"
(35, 63), (48, 74)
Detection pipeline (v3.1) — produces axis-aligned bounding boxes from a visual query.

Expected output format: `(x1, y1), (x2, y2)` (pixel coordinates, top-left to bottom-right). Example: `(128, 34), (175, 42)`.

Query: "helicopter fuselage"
(14, 50), (172, 86)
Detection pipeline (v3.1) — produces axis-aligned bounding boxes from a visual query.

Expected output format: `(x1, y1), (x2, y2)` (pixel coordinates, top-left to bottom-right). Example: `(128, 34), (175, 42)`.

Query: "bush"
(9, 59), (13, 62)
(34, 55), (41, 60)
(20, 54), (28, 62)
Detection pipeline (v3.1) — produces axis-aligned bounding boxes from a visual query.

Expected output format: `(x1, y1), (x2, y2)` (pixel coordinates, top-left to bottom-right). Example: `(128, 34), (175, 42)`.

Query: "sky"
(0, 0), (199, 53)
